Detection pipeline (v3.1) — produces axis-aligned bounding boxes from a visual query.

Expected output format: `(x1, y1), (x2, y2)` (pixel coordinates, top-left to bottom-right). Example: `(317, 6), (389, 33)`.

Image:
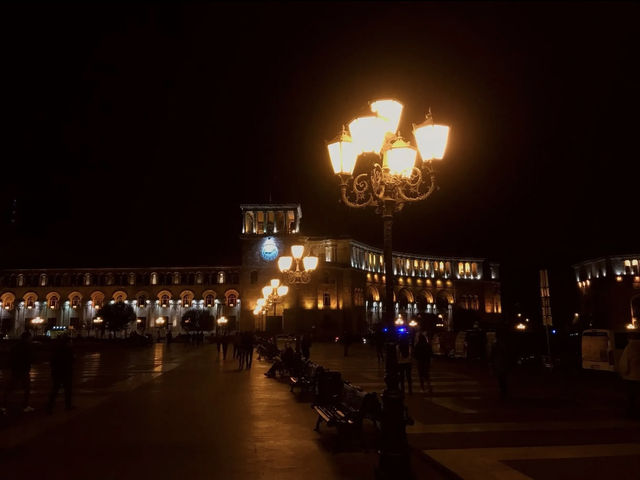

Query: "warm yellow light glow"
(616, 276), (623, 282)
(413, 117), (450, 161)
(626, 323), (637, 330)
(328, 130), (358, 175)
(278, 256), (293, 272)
(277, 285), (289, 296)
(31, 317), (44, 325)
(253, 307), (261, 315)
(256, 298), (266, 308)
(93, 317), (103, 324)
(516, 323), (526, 330)
(156, 317), (165, 325)
(349, 115), (390, 154)
(291, 245), (304, 259)
(384, 137), (417, 178)
(270, 278), (280, 289)
(370, 99), (403, 134)
(395, 316), (405, 326)
(303, 256), (318, 271)
(262, 286), (272, 298)
(409, 320), (418, 328)
(217, 316), (228, 325)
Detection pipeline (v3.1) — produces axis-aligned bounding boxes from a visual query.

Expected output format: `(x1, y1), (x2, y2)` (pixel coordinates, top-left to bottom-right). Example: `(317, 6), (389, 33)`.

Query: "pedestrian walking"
(374, 328), (385, 366)
(490, 329), (511, 400)
(243, 332), (254, 369)
(397, 335), (413, 395)
(301, 333), (311, 360)
(413, 334), (432, 393)
(619, 337), (640, 419)
(342, 331), (352, 357)
(1, 331), (34, 414)
(47, 333), (74, 413)
(221, 334), (229, 360)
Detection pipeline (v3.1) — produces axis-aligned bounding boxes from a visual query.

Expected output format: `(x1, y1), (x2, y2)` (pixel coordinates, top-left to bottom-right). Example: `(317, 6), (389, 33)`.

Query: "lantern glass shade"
(278, 256), (293, 272)
(370, 99), (403, 135)
(303, 256), (319, 271)
(270, 278), (280, 289)
(413, 122), (450, 161)
(262, 286), (272, 298)
(277, 285), (289, 296)
(384, 138), (417, 178)
(348, 115), (390, 154)
(328, 132), (358, 175)
(256, 298), (266, 307)
(291, 245), (304, 259)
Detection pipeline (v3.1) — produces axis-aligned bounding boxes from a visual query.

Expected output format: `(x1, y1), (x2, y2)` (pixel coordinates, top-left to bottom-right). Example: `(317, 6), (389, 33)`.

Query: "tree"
(181, 308), (214, 332)
(100, 302), (136, 335)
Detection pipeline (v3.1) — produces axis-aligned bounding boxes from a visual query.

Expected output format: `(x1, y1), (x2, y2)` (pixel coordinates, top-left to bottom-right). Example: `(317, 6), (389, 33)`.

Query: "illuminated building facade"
(0, 203), (502, 337)
(573, 255), (640, 331)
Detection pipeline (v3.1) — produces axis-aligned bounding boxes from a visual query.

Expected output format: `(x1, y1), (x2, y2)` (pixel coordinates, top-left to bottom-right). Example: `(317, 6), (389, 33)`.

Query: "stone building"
(0, 203), (502, 338)
(573, 255), (640, 331)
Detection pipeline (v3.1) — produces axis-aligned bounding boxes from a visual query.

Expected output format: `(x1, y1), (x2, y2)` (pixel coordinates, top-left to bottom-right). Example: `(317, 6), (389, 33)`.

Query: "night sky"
(2, 2), (639, 318)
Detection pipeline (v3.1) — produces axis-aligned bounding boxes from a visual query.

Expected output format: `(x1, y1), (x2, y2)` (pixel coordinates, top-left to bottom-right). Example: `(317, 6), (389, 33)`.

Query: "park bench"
(289, 361), (322, 393)
(312, 381), (381, 449)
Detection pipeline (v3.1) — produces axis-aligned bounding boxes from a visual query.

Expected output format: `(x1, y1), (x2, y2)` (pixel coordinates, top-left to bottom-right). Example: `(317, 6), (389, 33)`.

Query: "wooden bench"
(290, 362), (322, 393)
(312, 381), (381, 448)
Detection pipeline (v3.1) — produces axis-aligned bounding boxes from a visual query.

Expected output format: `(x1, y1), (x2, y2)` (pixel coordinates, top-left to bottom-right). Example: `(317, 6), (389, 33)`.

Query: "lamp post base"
(377, 342), (412, 479)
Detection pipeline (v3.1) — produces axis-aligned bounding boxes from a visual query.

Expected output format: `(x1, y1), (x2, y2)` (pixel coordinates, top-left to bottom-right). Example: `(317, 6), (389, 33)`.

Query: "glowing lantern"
(370, 99), (403, 135)
(349, 115), (391, 154)
(384, 137), (417, 178)
(328, 129), (358, 175)
(413, 113), (450, 161)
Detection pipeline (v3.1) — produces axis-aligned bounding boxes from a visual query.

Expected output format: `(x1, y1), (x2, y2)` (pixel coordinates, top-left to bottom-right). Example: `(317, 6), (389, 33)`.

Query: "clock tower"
(239, 204), (304, 331)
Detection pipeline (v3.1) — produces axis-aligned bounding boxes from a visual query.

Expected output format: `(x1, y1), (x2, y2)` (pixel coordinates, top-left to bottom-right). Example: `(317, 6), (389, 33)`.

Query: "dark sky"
(2, 2), (639, 316)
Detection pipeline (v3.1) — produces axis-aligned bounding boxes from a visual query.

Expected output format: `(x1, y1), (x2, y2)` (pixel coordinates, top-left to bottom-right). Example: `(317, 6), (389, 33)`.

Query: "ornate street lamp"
(261, 278), (289, 316)
(327, 98), (450, 479)
(278, 245), (319, 284)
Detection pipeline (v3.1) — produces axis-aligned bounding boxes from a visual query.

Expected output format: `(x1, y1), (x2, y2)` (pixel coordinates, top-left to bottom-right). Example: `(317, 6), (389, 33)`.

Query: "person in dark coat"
(413, 334), (432, 393)
(490, 330), (512, 400)
(47, 334), (75, 412)
(301, 334), (311, 360)
(1, 331), (34, 414)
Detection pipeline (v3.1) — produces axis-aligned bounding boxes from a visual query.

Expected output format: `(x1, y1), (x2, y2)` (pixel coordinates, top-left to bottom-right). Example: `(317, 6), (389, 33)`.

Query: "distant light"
(383, 328), (388, 333)
(616, 276), (623, 283)
(626, 323), (637, 330)
(551, 329), (557, 334)
(516, 323), (527, 331)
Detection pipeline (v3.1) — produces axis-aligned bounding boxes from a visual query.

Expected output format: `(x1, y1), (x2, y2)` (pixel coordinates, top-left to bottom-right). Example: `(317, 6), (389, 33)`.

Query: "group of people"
(1, 331), (74, 415)
(212, 332), (256, 369)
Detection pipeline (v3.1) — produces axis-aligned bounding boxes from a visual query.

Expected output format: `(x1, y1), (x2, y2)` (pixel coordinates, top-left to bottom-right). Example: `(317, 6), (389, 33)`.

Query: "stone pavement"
(0, 342), (443, 480)
(2, 340), (639, 479)
(307, 341), (640, 480)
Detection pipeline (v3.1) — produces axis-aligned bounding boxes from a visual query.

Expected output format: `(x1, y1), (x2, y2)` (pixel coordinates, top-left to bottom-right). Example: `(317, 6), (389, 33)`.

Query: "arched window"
(161, 294), (169, 308)
(465, 262), (471, 275)
(183, 294), (190, 307)
(217, 271), (225, 284)
(72, 295), (81, 309)
(26, 298), (35, 309)
(205, 294), (214, 307)
(138, 295), (146, 307)
(227, 293), (237, 308)
(40, 274), (47, 287)
(471, 263), (478, 276)
(439, 261), (445, 273)
(115, 295), (124, 303)
(49, 296), (59, 309)
(151, 273), (158, 285)
(458, 262), (464, 277)
(633, 259), (639, 275)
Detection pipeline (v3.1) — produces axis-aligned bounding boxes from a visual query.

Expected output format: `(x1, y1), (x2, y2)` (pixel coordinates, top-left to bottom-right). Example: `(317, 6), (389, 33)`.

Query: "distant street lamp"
(327, 98), (449, 479)
(278, 245), (319, 284)
(31, 316), (44, 335)
(261, 279), (289, 317)
(216, 316), (228, 334)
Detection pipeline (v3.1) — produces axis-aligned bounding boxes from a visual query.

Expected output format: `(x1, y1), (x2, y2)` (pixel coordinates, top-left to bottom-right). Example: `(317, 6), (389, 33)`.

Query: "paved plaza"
(0, 341), (639, 479)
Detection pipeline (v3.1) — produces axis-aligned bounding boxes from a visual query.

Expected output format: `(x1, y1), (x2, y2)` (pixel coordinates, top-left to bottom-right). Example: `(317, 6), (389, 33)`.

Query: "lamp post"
(216, 316), (228, 335)
(278, 245), (319, 284)
(327, 98), (449, 479)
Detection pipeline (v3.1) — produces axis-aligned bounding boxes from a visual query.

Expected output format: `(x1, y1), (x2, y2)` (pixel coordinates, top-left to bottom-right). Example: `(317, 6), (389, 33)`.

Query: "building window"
(471, 263), (478, 277)
(138, 296), (146, 307)
(39, 274), (47, 287)
(217, 271), (225, 284)
(205, 294), (214, 307)
(49, 296), (58, 309)
(182, 295), (190, 307)
(161, 295), (169, 308)
(325, 245), (336, 263)
(115, 295), (123, 303)
(323, 292), (331, 307)
(151, 273), (158, 285)
(72, 296), (81, 309)
(227, 294), (237, 308)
